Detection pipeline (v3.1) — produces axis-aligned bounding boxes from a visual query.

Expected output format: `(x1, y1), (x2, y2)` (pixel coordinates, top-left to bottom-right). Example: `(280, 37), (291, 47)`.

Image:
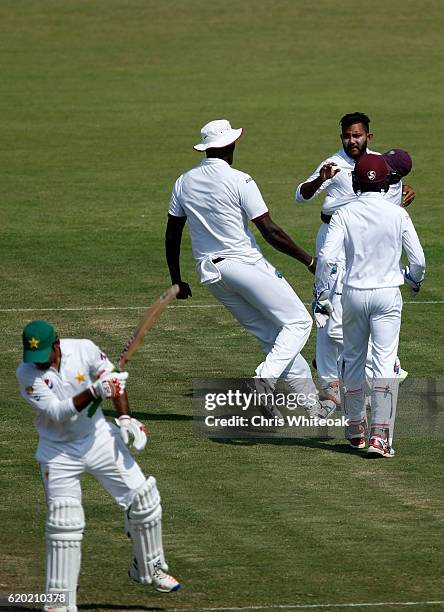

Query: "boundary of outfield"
(167, 600), (444, 611)
(0, 301), (443, 314)
(197, 601), (444, 611)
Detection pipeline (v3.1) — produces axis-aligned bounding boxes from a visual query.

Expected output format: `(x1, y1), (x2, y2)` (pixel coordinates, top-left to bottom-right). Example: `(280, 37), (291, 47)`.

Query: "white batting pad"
(45, 498), (85, 612)
(126, 476), (166, 584)
(371, 380), (399, 446)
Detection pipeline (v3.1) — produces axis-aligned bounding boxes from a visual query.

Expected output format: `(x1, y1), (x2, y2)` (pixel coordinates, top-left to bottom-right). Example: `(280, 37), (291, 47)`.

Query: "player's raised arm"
(296, 162), (341, 201)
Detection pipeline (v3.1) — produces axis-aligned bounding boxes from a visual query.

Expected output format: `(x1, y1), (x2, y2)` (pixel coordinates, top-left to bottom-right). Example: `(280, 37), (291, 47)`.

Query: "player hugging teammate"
(303, 113), (425, 457)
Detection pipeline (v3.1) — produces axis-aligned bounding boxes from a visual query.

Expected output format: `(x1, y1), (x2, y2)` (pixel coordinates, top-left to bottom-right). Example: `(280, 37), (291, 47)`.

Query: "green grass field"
(1, 1), (443, 611)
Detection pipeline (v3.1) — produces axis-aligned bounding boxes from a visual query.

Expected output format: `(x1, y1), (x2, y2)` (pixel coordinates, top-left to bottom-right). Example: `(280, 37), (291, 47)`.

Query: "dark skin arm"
(72, 387), (130, 414)
(253, 214), (316, 274)
(402, 184), (415, 207)
(165, 213), (192, 299)
(299, 162), (341, 200)
(72, 388), (99, 412)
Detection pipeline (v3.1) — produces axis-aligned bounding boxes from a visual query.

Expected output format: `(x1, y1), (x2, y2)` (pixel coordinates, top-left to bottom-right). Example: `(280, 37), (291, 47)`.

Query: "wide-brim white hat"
(194, 119), (243, 151)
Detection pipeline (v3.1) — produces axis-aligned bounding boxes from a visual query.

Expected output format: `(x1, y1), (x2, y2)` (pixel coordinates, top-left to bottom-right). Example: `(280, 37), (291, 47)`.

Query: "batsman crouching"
(16, 320), (180, 612)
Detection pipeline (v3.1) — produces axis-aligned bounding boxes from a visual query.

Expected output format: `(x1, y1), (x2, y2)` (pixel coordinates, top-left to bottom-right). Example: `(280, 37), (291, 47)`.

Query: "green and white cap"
(22, 320), (57, 363)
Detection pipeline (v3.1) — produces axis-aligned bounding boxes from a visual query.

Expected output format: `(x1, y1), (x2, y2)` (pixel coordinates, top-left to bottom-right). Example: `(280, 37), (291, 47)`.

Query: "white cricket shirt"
(169, 158), (269, 282)
(315, 193), (425, 291)
(295, 148), (403, 214)
(16, 339), (114, 443)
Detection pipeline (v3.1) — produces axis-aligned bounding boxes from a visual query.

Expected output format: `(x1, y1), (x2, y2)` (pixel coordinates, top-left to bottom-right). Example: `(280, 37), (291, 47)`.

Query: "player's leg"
(368, 288), (402, 457)
(38, 446), (85, 612)
(316, 223), (343, 403)
(207, 259), (334, 416)
(341, 287), (371, 448)
(317, 326), (341, 404)
(85, 422), (180, 592)
(210, 258), (313, 380)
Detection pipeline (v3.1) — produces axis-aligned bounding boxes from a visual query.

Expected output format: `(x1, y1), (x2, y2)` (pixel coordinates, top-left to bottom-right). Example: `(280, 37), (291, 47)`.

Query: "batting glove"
(115, 415), (147, 451)
(312, 288), (333, 328)
(90, 371), (128, 399)
(403, 266), (423, 298)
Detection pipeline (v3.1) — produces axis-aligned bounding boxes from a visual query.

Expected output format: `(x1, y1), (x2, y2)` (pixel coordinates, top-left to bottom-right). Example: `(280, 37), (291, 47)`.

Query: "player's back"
(338, 194), (408, 289)
(171, 157), (264, 262)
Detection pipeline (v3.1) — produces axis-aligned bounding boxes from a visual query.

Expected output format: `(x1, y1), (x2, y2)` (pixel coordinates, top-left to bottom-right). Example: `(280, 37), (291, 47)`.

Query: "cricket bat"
(116, 284), (179, 370)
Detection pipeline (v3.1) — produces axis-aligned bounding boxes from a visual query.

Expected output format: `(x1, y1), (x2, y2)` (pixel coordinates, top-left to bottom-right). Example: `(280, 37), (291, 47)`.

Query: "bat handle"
(116, 335), (135, 371)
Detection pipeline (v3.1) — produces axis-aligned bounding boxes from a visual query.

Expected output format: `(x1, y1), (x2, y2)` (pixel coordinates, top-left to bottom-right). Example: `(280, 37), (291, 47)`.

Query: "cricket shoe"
(306, 399), (336, 420)
(367, 434), (395, 458)
(321, 381), (341, 408)
(152, 567), (181, 593)
(346, 422), (366, 449)
(252, 377), (283, 420)
(129, 559), (180, 592)
(348, 436), (366, 450)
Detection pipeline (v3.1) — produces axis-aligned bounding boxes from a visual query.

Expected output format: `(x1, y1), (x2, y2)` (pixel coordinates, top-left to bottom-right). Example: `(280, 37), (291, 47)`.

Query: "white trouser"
(341, 286), (402, 439)
(315, 222), (384, 389)
(38, 420), (146, 510)
(315, 222), (344, 387)
(206, 257), (316, 394)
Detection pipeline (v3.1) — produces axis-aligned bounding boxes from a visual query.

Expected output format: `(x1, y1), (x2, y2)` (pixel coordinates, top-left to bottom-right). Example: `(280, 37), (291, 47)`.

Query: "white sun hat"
(194, 119), (243, 151)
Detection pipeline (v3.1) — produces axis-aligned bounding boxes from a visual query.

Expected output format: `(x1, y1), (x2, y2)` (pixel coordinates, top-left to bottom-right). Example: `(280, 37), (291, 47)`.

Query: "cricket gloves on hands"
(115, 415), (147, 451)
(403, 266), (423, 297)
(312, 288), (333, 328)
(90, 371), (128, 399)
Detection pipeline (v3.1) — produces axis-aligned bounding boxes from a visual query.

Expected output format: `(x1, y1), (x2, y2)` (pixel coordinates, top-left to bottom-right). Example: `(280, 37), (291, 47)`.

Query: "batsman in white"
(295, 112), (415, 404)
(165, 119), (335, 418)
(314, 154), (425, 456)
(16, 320), (180, 612)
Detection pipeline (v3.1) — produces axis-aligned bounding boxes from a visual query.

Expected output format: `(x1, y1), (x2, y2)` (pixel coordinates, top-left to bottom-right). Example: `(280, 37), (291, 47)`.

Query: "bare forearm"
(73, 388), (97, 413)
(264, 226), (313, 266)
(300, 176), (324, 200)
(112, 392), (130, 417)
(165, 217), (186, 284)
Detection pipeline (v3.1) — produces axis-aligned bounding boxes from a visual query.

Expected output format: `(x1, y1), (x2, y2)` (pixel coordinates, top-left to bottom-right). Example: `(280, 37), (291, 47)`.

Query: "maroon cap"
(382, 148), (412, 177)
(354, 153), (390, 185)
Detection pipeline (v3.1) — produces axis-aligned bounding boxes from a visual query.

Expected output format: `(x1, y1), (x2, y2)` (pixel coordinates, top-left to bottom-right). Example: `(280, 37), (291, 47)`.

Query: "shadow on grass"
(210, 436), (367, 456)
(103, 409), (192, 422)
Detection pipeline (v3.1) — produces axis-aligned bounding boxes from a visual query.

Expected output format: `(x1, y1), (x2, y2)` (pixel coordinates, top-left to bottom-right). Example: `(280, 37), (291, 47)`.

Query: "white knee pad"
(45, 498), (85, 612)
(126, 477), (166, 584)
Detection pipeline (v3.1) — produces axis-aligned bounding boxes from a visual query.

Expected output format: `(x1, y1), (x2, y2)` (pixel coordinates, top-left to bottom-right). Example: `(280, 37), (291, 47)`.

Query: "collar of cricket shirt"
(202, 157), (230, 165)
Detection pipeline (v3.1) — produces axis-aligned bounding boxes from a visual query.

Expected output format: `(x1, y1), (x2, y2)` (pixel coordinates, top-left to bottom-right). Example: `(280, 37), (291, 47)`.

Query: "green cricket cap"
(22, 320), (57, 363)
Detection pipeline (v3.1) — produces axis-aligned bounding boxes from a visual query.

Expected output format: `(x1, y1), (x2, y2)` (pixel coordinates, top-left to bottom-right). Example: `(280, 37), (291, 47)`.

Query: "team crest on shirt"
(44, 377), (53, 389)
(26, 385), (41, 400)
(75, 371), (86, 383)
(367, 170), (376, 181)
